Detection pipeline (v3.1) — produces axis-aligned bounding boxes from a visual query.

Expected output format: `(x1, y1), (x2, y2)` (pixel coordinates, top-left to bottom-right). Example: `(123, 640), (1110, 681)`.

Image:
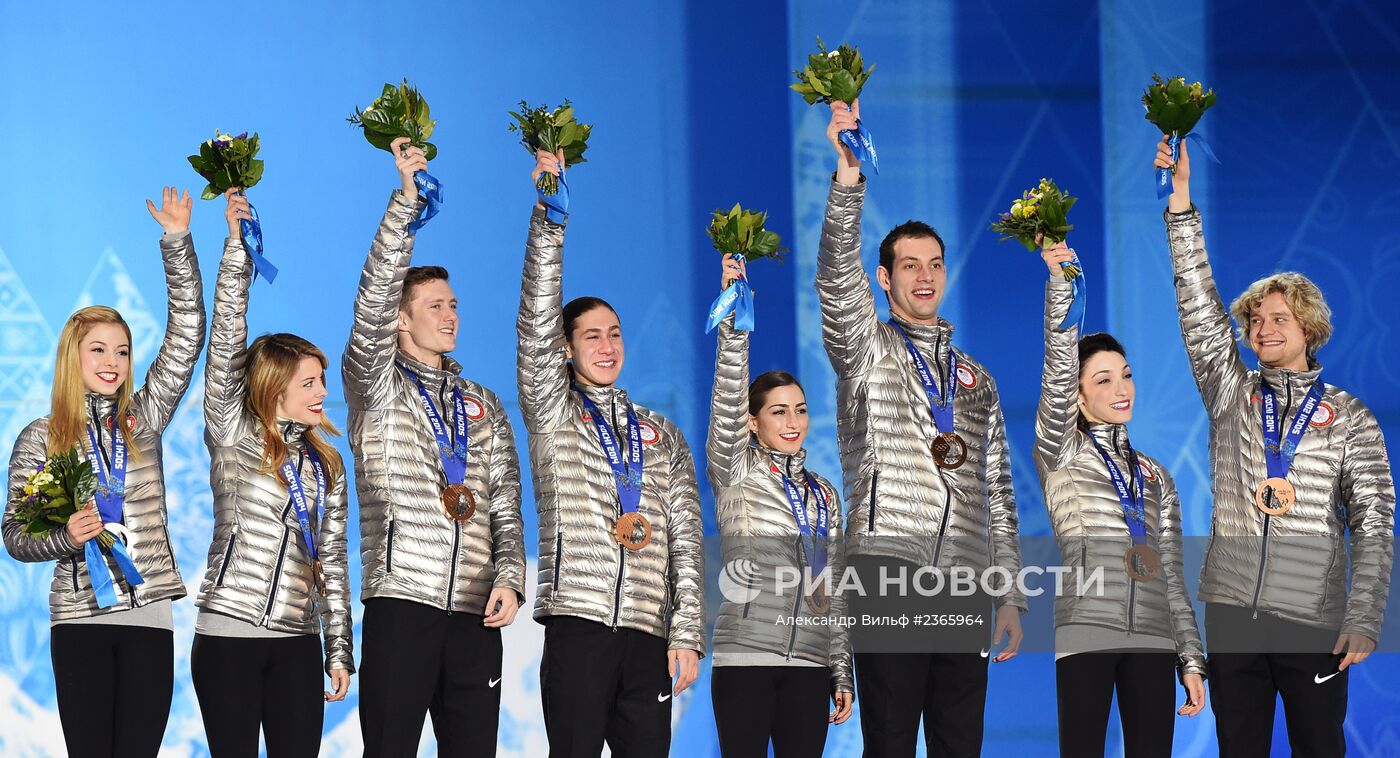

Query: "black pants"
(359, 598), (504, 758)
(853, 652), (988, 757)
(50, 623), (173, 758)
(1205, 603), (1347, 758)
(540, 615), (672, 757)
(711, 665), (831, 757)
(1055, 651), (1176, 758)
(190, 632), (325, 757)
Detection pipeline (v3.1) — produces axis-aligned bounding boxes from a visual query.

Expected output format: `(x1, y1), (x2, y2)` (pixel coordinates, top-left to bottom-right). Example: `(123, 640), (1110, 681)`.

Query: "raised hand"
(531, 148), (565, 186)
(223, 188), (252, 238)
(145, 186), (193, 234)
(827, 99), (861, 184)
(1155, 136), (1192, 212)
(720, 255), (746, 290)
(391, 136), (429, 201)
(1040, 240), (1074, 281)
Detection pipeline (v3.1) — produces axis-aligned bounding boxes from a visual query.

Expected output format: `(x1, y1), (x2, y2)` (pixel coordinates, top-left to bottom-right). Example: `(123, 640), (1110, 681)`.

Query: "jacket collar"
(84, 392), (118, 431)
(1086, 423), (1131, 459)
(396, 350), (463, 385)
(574, 381), (630, 411)
(1258, 361), (1324, 398)
(758, 443), (808, 478)
(277, 418), (310, 444)
(890, 316), (955, 370)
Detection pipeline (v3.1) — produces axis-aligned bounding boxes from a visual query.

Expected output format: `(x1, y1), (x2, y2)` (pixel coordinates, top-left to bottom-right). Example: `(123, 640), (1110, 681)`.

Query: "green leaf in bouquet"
(828, 70), (859, 107)
(1142, 73), (1216, 136)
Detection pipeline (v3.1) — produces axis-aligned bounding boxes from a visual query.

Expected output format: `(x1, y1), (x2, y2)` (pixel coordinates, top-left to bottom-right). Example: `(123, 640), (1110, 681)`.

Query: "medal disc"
(313, 559), (327, 597)
(441, 484), (477, 522)
(932, 432), (967, 469)
(1254, 477), (1295, 516)
(613, 512), (652, 551)
(1123, 544), (1161, 582)
(804, 580), (832, 614)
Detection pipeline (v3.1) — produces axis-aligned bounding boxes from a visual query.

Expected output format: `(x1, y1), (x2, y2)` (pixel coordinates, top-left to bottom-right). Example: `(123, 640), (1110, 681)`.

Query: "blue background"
(1, 1), (1397, 755)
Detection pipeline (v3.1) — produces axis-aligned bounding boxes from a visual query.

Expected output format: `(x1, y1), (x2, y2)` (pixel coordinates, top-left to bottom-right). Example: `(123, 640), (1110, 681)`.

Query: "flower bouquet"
(791, 37), (879, 172)
(1143, 74), (1219, 197)
(508, 101), (591, 223)
(704, 204), (785, 333)
(189, 131), (277, 282)
(991, 179), (1085, 329)
(348, 79), (442, 232)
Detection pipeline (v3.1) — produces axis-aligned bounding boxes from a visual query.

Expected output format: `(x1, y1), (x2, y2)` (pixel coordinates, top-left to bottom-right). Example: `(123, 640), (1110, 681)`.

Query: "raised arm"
(984, 378), (1027, 612)
(486, 389), (526, 601)
(4, 422), (82, 563)
(814, 101), (880, 381)
(342, 139), (429, 410)
(665, 423), (707, 659)
(707, 258), (754, 493)
(318, 473), (355, 675)
(1338, 400), (1395, 643)
(1153, 462), (1206, 679)
(1158, 139), (1248, 414)
(516, 151), (572, 434)
(1033, 243), (1084, 478)
(133, 187), (206, 432)
(204, 192), (255, 447)
(823, 485), (853, 696)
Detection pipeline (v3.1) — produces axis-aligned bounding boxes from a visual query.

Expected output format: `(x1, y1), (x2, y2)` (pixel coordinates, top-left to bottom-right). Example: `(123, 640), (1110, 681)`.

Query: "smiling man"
(1159, 137), (1394, 758)
(343, 138), (526, 758)
(813, 101), (1026, 758)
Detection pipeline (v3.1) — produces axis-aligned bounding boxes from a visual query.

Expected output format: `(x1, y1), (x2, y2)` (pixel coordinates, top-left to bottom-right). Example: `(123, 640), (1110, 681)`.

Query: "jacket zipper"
(786, 485), (810, 660)
(609, 397), (625, 630)
(552, 528), (564, 593)
(216, 531), (237, 586)
(1252, 376), (1292, 619)
(867, 471), (878, 534)
(261, 453), (301, 624)
(70, 556), (80, 594)
(1126, 569), (1138, 633)
(439, 376), (462, 614)
(1116, 427), (1137, 633)
(386, 518), (396, 573)
(930, 489), (953, 567)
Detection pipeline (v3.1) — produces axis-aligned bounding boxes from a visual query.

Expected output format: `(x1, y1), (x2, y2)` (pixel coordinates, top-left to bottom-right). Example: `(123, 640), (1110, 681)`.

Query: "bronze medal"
(1255, 477), (1294, 516)
(313, 559), (327, 597)
(441, 483), (477, 522)
(612, 512), (652, 551)
(931, 431), (967, 469)
(1123, 544), (1161, 582)
(804, 579), (832, 614)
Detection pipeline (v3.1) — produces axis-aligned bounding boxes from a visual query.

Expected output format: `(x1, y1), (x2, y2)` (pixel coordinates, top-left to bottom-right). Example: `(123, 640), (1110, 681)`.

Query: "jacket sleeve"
(342, 191), (427, 411)
(665, 423), (707, 657)
(984, 378), (1027, 611)
(1033, 278), (1083, 478)
(706, 314), (753, 494)
(486, 390), (526, 602)
(815, 177), (881, 381)
(1154, 463), (1207, 679)
(516, 206), (572, 434)
(825, 483), (854, 693)
(1338, 398), (1395, 642)
(1165, 207), (1249, 415)
(204, 238), (252, 448)
(132, 230), (206, 432)
(319, 471), (355, 674)
(4, 420), (82, 562)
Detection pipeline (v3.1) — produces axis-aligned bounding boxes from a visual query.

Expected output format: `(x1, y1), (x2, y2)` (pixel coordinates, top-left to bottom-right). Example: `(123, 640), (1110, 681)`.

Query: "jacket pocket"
(215, 531), (237, 587)
(70, 556), (80, 594)
(386, 519), (396, 574)
(867, 471), (879, 534)
(552, 528), (563, 593)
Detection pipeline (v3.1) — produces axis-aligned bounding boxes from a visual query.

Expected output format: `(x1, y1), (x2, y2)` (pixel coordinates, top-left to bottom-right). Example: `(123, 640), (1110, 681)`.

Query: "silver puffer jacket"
(197, 240), (353, 673)
(707, 315), (852, 691)
(517, 206), (706, 654)
(343, 191), (526, 614)
(1034, 279), (1205, 678)
(814, 178), (1026, 610)
(1167, 207), (1394, 640)
(4, 231), (204, 620)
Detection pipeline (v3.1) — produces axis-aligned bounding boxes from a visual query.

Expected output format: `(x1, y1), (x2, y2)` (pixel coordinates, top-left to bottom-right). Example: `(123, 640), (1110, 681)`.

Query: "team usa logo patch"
(955, 365), (978, 390)
(1310, 401), (1335, 428)
(638, 420), (661, 445)
(106, 415), (137, 433)
(463, 396), (487, 421)
(1138, 460), (1157, 482)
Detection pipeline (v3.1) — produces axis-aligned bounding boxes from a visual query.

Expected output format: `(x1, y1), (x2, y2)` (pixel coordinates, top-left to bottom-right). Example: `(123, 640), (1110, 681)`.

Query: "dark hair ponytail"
(563, 296), (619, 340)
(748, 371), (803, 415)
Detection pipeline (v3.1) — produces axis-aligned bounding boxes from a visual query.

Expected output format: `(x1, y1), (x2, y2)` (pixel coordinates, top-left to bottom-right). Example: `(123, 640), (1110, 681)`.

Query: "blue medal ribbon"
(238, 194), (278, 283)
(400, 365), (468, 486)
(537, 168), (569, 224)
(889, 321), (957, 435)
(774, 464), (829, 576)
(408, 170), (443, 234)
(574, 387), (643, 515)
(1059, 250), (1087, 333)
(281, 447), (326, 563)
(83, 422), (144, 608)
(1155, 132), (1221, 199)
(1260, 376), (1326, 484)
(705, 254), (755, 333)
(1088, 434), (1148, 544)
(839, 105), (880, 174)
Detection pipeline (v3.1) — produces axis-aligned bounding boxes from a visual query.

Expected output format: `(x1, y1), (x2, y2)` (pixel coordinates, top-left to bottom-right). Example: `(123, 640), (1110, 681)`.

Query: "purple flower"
(235, 132), (248, 140)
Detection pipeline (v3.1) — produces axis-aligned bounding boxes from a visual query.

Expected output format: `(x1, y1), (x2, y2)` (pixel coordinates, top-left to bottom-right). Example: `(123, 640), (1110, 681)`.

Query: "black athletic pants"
(50, 623), (173, 758)
(190, 632), (324, 757)
(853, 651), (988, 757)
(1055, 651), (1177, 758)
(711, 665), (831, 757)
(359, 598), (504, 758)
(540, 615), (672, 758)
(1205, 603), (1348, 758)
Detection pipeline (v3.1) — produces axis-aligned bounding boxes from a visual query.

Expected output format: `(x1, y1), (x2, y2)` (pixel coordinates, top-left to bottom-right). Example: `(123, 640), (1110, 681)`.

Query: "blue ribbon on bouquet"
(537, 167), (570, 224)
(1155, 132), (1220, 199)
(705, 254), (755, 333)
(1059, 250), (1087, 333)
(409, 169), (443, 234)
(839, 104), (879, 174)
(84, 534), (144, 609)
(238, 194), (278, 284)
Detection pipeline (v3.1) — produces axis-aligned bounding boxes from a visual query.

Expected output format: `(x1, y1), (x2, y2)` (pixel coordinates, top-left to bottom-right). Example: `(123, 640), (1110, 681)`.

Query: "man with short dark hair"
(812, 100), (1026, 757)
(344, 137), (526, 757)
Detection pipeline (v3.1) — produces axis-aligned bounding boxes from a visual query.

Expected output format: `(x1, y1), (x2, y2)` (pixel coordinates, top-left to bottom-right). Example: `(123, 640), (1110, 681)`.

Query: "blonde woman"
(2, 187), (205, 757)
(191, 190), (353, 756)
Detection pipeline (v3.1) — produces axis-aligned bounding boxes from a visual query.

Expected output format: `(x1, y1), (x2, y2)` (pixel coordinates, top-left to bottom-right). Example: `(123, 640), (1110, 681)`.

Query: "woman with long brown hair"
(2, 187), (206, 757)
(190, 190), (353, 756)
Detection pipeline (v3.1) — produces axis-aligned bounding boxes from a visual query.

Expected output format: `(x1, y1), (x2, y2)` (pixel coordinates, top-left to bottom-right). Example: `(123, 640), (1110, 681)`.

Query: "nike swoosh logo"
(657, 693), (672, 702)
(979, 647), (991, 659)
(1314, 672), (1340, 684)
(488, 677), (501, 688)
